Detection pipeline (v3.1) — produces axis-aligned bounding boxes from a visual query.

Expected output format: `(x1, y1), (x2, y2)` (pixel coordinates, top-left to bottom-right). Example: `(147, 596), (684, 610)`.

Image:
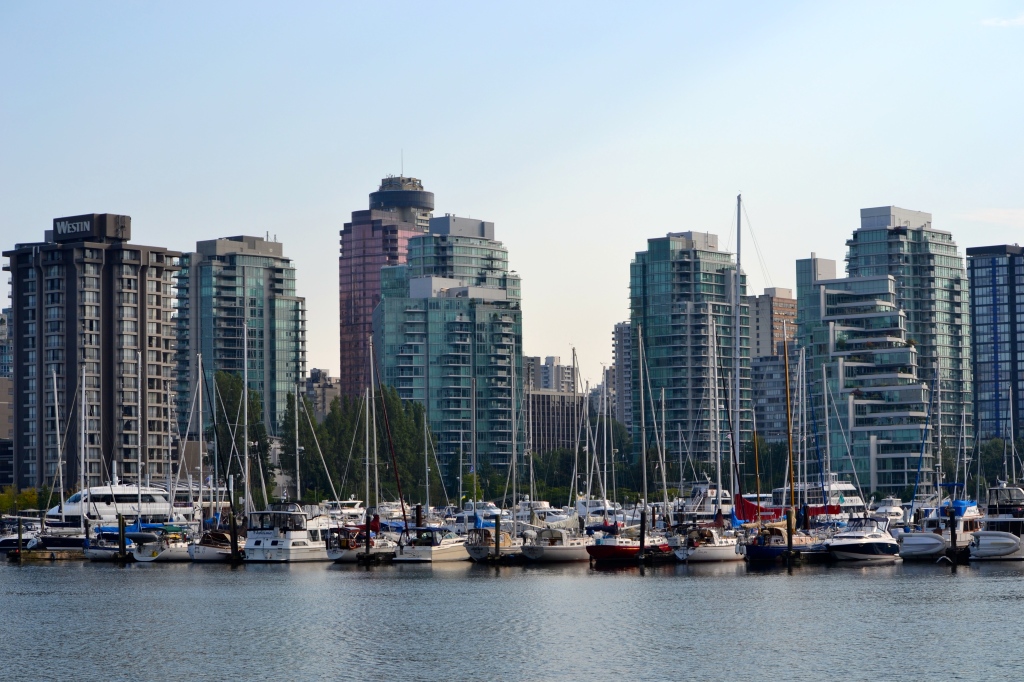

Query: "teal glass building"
(628, 231), (750, 468)
(373, 216), (523, 479)
(175, 236), (306, 435)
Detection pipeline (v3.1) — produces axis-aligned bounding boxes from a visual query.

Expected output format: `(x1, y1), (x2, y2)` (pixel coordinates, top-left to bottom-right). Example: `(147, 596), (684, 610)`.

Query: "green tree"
(213, 371), (273, 510)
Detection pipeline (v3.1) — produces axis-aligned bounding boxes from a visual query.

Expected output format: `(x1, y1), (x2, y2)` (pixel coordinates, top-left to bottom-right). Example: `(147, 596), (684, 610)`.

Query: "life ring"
(369, 539), (375, 547)
(347, 538), (359, 550)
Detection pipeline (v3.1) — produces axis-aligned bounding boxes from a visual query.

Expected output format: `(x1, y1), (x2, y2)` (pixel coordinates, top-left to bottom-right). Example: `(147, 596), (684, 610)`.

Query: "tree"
(212, 371), (273, 510)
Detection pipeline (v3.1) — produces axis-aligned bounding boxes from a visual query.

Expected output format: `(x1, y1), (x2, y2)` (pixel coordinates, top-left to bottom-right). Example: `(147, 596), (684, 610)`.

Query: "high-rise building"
(845, 206), (972, 453)
(175, 235), (306, 435)
(751, 287), (796, 358)
(0, 308), (12, 377)
(629, 231), (750, 464)
(374, 215), (522, 475)
(797, 266), (932, 495)
(613, 321), (632, 428)
(966, 245), (1024, 442)
(3, 214), (180, 489)
(750, 351), (798, 444)
(305, 368), (341, 422)
(523, 356), (576, 393)
(528, 388), (581, 456)
(338, 176), (434, 399)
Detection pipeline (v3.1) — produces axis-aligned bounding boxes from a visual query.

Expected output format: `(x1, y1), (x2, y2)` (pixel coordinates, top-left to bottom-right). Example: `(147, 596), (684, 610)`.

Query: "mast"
(471, 377), (478, 505)
(733, 192), (742, 509)
(198, 354), (205, 526)
(243, 317), (250, 514)
(54, 368), (65, 524)
(80, 364), (86, 533)
(510, 338), (517, 531)
(823, 363), (831, 481)
(424, 409), (430, 511)
(783, 322), (796, 511)
(364, 387), (370, 519)
(638, 324), (648, 513)
(711, 313), (722, 513)
(295, 379), (301, 501)
(660, 387), (669, 525)
(370, 336), (379, 508)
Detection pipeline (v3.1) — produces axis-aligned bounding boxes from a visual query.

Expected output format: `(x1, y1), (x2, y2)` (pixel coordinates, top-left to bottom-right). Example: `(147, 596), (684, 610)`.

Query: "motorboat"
(393, 527), (468, 563)
(575, 498), (626, 524)
(674, 526), (743, 563)
(969, 484), (1024, 561)
(82, 531), (137, 561)
(826, 517), (899, 562)
(677, 483), (733, 524)
(45, 483), (199, 529)
(897, 502), (982, 561)
(326, 526), (398, 563)
(324, 498), (367, 525)
(244, 503), (332, 562)
(871, 496), (906, 526)
(133, 526), (193, 562)
(446, 501), (512, 533)
(465, 527), (523, 562)
(521, 528), (591, 562)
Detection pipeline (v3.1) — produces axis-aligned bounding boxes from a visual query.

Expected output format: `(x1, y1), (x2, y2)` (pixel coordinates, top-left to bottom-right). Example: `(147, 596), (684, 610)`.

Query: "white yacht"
(521, 528), (591, 562)
(575, 498), (626, 524)
(826, 517), (900, 563)
(871, 496), (906, 525)
(393, 527), (468, 562)
(324, 499), (367, 525)
(244, 503), (332, 562)
(678, 483), (733, 523)
(45, 483), (199, 529)
(969, 484), (1024, 561)
(769, 475), (867, 523)
(673, 526), (743, 563)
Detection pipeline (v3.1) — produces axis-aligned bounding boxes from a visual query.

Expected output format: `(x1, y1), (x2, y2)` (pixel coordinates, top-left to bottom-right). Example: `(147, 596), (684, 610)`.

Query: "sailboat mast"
(364, 387), (370, 520)
(370, 336), (379, 508)
(80, 364), (86, 533)
(243, 317), (250, 514)
(711, 313), (722, 513)
(54, 368), (65, 524)
(198, 354), (204, 525)
(510, 339), (517, 531)
(783, 321), (796, 511)
(638, 325), (648, 511)
(295, 379), (301, 502)
(733, 193), (742, 508)
(424, 409), (430, 511)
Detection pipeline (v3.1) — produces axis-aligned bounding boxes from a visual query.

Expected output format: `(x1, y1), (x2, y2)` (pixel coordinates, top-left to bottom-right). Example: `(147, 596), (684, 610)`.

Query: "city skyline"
(4, 4), (1024, 383)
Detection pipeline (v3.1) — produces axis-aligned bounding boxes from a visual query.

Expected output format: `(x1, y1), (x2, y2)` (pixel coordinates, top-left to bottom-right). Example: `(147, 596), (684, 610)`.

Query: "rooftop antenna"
(401, 149), (404, 177)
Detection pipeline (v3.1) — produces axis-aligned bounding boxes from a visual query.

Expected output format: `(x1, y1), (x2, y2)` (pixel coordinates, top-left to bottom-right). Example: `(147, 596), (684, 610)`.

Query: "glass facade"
(845, 207), (972, 455)
(373, 227), (523, 480)
(176, 237), (306, 435)
(628, 232), (751, 465)
(798, 271), (933, 496)
(966, 245), (1024, 442)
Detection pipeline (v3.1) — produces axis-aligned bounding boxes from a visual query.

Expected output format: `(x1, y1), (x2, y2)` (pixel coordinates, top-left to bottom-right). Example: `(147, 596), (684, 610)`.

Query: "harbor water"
(3, 559), (1023, 681)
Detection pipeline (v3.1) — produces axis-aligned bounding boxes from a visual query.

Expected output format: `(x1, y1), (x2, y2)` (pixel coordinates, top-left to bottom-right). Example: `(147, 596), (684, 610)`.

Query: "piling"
(638, 509), (647, 562)
(493, 513), (501, 559)
(415, 504), (423, 529)
(229, 512), (242, 564)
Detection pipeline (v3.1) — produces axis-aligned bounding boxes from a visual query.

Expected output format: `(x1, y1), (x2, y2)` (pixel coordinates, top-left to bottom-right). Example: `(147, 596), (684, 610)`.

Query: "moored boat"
(969, 484), (1024, 561)
(393, 527), (468, 563)
(521, 528), (591, 562)
(244, 503), (332, 563)
(826, 517), (899, 563)
(674, 526), (743, 563)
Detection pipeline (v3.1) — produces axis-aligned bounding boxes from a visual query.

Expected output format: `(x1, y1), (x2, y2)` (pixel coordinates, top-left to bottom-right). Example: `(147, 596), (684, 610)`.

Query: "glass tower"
(373, 216), (523, 478)
(629, 231), (750, 467)
(966, 244), (1024, 442)
(846, 207), (972, 455)
(175, 236), (306, 435)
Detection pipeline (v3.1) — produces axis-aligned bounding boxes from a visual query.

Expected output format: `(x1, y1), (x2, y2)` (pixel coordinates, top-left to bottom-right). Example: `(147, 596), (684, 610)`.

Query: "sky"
(3, 2), (1024, 383)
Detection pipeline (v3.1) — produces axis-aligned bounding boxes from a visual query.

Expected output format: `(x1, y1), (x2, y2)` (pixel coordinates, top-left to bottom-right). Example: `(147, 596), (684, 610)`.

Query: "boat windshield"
(248, 512), (307, 531)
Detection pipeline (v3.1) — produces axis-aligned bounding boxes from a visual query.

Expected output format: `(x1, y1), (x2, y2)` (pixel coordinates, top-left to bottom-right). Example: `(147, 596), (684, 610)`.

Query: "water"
(3, 559), (1023, 681)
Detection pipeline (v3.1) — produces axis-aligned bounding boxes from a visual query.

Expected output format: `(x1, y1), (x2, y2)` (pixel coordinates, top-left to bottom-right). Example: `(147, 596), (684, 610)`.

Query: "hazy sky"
(3, 3), (1024, 382)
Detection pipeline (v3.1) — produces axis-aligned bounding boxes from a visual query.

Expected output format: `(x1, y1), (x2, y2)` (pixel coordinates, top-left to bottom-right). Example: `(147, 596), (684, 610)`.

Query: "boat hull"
(244, 544), (330, 562)
(522, 543), (590, 562)
(133, 543), (192, 562)
(898, 533), (949, 560)
(675, 541), (743, 563)
(188, 543), (236, 562)
(969, 531), (1024, 560)
(466, 543), (522, 562)
(393, 541), (469, 563)
(829, 540), (900, 562)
